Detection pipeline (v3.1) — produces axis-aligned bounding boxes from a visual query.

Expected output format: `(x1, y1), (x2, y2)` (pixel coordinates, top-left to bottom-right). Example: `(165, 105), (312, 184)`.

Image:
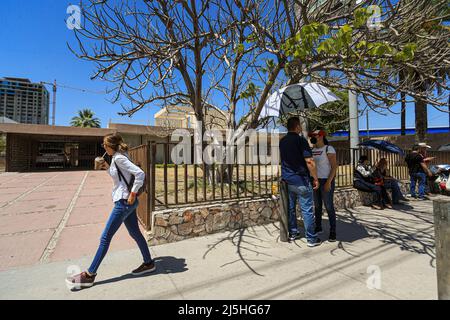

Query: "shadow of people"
(71, 256), (188, 291)
(294, 216), (371, 244)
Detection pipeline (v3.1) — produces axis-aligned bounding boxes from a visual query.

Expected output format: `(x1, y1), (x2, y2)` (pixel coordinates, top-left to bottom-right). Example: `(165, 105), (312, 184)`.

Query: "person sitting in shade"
(353, 155), (392, 210)
(373, 158), (409, 205)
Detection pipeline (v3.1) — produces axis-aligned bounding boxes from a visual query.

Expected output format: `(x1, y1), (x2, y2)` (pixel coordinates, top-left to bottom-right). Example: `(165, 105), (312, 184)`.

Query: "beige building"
(154, 105), (228, 130)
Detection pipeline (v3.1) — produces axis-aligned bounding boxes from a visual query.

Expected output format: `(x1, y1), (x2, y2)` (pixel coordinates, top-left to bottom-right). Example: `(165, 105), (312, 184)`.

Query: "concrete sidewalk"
(0, 199), (437, 300)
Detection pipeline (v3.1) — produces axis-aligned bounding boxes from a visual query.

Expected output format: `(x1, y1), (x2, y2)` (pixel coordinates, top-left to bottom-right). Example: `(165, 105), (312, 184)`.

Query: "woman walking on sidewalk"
(66, 134), (155, 289)
(309, 130), (338, 242)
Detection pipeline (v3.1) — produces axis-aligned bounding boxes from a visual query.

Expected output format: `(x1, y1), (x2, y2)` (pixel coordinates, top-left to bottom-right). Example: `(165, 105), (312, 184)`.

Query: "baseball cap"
(418, 142), (431, 149)
(308, 129), (326, 137)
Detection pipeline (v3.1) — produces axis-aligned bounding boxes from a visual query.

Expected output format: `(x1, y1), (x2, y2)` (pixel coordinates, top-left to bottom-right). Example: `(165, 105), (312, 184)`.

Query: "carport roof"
(0, 123), (114, 137)
(0, 122), (185, 137)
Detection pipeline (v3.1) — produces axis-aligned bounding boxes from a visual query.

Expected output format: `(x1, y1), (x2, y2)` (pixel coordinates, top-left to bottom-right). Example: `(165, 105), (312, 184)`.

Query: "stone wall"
(148, 180), (411, 245)
(149, 198), (280, 246)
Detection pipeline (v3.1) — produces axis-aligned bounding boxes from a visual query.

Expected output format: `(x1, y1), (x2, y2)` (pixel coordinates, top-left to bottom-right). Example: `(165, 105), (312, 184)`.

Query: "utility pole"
(349, 0), (361, 163)
(366, 109), (370, 139)
(349, 88), (359, 164)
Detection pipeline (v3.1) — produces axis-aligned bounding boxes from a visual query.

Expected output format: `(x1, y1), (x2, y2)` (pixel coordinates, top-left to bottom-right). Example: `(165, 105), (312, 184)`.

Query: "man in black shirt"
(405, 143), (433, 200)
(279, 117), (321, 247)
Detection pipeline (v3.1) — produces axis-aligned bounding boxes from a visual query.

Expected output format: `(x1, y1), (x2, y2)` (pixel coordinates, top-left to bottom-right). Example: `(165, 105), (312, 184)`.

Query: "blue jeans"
(314, 179), (336, 234)
(287, 182), (317, 243)
(384, 179), (404, 204)
(410, 173), (426, 198)
(88, 199), (152, 274)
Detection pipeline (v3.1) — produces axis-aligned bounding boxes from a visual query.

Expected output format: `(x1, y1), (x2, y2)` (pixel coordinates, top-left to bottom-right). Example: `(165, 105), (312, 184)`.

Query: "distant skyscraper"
(0, 77), (49, 124)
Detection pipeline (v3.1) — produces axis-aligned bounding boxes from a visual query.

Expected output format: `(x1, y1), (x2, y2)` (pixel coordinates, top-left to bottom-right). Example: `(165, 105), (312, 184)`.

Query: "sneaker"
(288, 233), (301, 242)
(132, 261), (156, 276)
(307, 238), (322, 247)
(371, 204), (383, 210)
(66, 271), (96, 289)
(329, 233), (337, 242)
(417, 197), (429, 201)
(385, 203), (393, 209)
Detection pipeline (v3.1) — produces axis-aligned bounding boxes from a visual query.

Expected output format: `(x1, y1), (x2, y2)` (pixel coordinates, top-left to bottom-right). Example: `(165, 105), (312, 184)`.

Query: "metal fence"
(340, 148), (411, 184)
(129, 140), (280, 230)
(130, 141), (450, 230)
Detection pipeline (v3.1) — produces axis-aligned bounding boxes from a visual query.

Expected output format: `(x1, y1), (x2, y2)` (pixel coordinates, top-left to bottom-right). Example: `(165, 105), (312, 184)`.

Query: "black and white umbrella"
(260, 82), (341, 119)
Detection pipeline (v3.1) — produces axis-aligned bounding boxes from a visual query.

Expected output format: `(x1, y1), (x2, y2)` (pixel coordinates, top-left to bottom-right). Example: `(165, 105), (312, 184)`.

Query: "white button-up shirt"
(109, 152), (145, 203)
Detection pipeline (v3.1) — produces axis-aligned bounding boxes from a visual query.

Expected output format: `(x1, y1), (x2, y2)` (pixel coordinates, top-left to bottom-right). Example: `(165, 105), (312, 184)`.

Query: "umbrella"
(358, 140), (405, 156)
(260, 82), (341, 118)
(438, 143), (450, 152)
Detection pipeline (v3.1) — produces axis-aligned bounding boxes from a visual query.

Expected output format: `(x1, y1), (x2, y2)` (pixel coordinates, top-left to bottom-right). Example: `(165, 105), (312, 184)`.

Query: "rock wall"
(149, 198), (280, 246)
(148, 180), (411, 245)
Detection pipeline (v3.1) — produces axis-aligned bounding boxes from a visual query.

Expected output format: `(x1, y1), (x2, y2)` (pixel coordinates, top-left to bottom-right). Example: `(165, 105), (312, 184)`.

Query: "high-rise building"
(0, 77), (49, 124)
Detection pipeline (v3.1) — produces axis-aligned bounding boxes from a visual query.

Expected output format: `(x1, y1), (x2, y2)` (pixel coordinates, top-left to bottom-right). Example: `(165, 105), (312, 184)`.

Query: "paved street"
(0, 171), (146, 271)
(0, 171), (439, 299)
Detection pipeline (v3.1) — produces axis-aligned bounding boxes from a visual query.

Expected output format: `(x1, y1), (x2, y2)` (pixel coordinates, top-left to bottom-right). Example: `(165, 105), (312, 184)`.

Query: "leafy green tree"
(281, 1), (449, 142)
(70, 109), (101, 128)
(305, 90), (350, 134)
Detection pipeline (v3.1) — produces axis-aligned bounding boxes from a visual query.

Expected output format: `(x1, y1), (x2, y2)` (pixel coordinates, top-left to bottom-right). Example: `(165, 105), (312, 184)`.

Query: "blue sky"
(0, 0), (448, 130)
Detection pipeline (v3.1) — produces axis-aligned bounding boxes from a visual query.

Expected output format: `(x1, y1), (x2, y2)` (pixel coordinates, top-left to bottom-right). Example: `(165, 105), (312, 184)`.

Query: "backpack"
(114, 156), (147, 197)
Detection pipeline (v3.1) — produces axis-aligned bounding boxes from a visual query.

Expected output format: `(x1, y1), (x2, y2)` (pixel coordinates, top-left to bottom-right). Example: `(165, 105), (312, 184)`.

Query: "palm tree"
(70, 109), (101, 128)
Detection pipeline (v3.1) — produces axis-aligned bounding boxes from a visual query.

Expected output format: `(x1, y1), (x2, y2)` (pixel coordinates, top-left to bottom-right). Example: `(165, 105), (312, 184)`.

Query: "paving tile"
(49, 223), (146, 262)
(19, 191), (76, 202)
(0, 198), (72, 215)
(0, 210), (66, 235)
(0, 230), (54, 271)
(66, 206), (113, 227)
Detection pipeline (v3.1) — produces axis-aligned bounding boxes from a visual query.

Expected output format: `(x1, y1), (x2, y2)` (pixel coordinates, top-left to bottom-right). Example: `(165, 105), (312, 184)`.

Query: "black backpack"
(114, 156), (147, 197)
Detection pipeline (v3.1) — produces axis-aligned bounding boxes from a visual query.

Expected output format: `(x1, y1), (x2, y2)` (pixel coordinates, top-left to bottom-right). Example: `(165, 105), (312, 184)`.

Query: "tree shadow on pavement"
(202, 225), (277, 277)
(72, 256), (188, 291)
(337, 206), (436, 267)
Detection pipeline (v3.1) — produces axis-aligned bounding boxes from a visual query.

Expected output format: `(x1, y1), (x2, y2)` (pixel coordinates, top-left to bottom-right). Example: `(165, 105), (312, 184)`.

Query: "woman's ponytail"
(119, 142), (129, 152)
(104, 133), (129, 153)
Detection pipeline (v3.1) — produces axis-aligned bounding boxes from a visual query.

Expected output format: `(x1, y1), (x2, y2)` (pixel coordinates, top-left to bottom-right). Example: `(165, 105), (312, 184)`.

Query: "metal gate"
(129, 143), (153, 231)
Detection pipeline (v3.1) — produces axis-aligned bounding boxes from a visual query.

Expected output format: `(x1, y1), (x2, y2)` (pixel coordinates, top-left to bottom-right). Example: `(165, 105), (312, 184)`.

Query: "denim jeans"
(353, 180), (391, 206)
(88, 199), (152, 274)
(410, 172), (426, 198)
(287, 182), (317, 243)
(384, 179), (404, 204)
(314, 179), (336, 234)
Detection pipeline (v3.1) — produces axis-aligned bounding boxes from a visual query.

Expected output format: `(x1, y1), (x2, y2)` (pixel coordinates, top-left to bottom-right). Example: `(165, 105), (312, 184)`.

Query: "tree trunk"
(399, 71), (406, 136)
(401, 96), (406, 136)
(414, 98), (428, 143)
(414, 77), (428, 143)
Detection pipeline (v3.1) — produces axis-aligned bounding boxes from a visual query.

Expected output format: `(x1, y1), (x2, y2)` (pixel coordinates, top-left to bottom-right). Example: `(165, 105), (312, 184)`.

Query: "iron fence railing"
(130, 141), (450, 231)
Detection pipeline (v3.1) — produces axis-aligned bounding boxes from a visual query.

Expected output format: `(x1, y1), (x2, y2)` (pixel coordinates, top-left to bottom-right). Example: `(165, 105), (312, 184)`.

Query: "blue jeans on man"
(384, 179), (405, 204)
(410, 172), (426, 199)
(287, 181), (318, 244)
(88, 198), (152, 274)
(314, 179), (336, 234)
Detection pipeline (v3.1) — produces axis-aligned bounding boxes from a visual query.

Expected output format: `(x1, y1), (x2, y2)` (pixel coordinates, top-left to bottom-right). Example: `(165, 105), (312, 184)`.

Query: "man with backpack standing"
(279, 117), (322, 247)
